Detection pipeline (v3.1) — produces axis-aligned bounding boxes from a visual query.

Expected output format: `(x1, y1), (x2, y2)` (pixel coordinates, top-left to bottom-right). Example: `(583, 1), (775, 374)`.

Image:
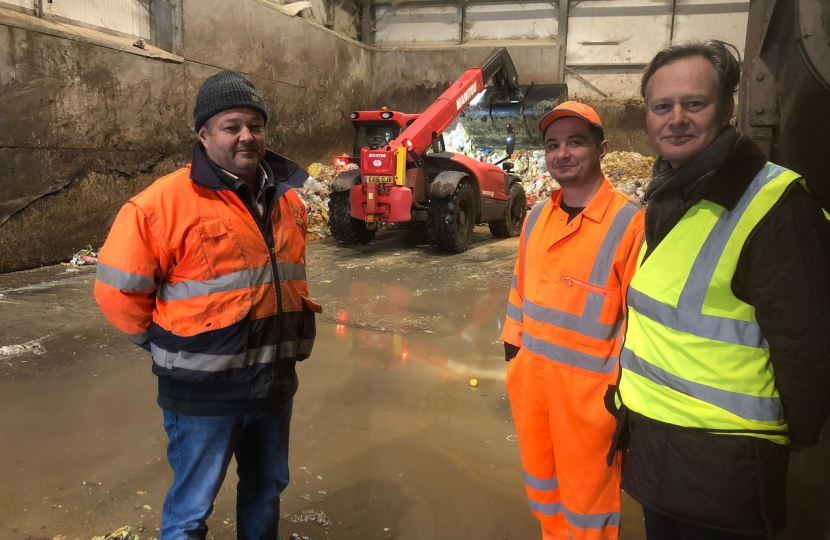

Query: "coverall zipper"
(560, 275), (615, 297)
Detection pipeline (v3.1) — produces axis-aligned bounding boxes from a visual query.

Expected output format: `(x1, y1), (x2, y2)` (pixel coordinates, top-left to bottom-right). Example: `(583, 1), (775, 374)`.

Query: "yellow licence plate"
(366, 175), (394, 184)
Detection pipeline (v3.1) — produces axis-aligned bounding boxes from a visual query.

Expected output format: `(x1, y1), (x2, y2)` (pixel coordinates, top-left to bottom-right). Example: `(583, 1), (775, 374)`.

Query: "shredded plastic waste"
(0, 338), (46, 358)
(289, 509), (332, 527)
(521, 151), (654, 207)
(61, 245), (99, 267)
(601, 151), (654, 204)
(90, 525), (141, 540)
(296, 162), (358, 242)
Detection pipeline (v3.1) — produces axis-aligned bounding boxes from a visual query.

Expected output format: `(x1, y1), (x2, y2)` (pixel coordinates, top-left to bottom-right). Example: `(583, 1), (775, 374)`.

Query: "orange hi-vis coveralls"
(501, 175), (644, 540)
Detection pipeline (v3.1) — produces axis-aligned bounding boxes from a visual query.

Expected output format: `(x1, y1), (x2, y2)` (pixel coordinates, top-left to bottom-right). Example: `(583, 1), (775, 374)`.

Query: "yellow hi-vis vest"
(619, 163), (811, 445)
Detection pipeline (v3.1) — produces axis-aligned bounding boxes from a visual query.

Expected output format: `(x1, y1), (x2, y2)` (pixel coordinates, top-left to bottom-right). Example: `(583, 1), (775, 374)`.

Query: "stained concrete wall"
(0, 0), (370, 273)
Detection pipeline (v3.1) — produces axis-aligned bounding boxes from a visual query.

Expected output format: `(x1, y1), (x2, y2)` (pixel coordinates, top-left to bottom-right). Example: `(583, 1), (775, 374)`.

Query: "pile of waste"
(296, 162), (351, 242)
(443, 122), (655, 206)
(602, 151), (654, 204)
(521, 151), (654, 207)
(445, 123), (474, 156)
(523, 172), (561, 208)
(61, 245), (99, 267)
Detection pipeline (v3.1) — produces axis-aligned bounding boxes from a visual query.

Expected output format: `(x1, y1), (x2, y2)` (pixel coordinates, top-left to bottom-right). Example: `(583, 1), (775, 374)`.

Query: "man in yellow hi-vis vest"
(607, 40), (830, 539)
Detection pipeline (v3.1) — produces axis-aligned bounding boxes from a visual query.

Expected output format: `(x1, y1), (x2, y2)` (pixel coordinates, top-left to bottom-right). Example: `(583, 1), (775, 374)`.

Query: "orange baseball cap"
(539, 101), (603, 134)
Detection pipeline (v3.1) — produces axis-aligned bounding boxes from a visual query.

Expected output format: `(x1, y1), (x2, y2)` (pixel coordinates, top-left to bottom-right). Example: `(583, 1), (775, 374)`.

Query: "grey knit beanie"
(193, 69), (268, 131)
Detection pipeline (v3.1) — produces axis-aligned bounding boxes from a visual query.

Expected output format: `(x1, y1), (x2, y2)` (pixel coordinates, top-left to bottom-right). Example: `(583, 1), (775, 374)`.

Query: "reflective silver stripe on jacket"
(627, 289), (765, 347)
(522, 330), (618, 374)
(96, 263), (158, 292)
(157, 262), (306, 302)
(507, 300), (524, 322)
(151, 338), (314, 371)
(621, 348), (784, 422)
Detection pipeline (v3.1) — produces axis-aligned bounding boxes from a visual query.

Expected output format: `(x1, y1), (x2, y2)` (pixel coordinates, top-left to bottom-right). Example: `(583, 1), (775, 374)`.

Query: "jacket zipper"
(235, 188), (282, 361)
(560, 275), (614, 298)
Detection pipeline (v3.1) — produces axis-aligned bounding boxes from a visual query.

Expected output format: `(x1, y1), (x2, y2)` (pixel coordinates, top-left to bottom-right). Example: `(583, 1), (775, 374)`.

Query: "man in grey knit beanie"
(96, 67), (313, 540)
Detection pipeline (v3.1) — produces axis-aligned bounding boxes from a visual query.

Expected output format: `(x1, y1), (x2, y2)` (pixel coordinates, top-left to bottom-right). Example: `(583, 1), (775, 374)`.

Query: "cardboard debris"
(295, 163), (340, 242)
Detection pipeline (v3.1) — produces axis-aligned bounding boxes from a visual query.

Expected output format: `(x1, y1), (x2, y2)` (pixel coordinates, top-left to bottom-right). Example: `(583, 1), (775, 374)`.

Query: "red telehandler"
(329, 48), (567, 253)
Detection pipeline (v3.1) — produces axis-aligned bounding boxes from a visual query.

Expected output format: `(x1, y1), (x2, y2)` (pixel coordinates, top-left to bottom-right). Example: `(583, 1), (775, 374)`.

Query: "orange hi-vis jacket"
(502, 176), (643, 373)
(95, 143), (321, 401)
(501, 175), (644, 540)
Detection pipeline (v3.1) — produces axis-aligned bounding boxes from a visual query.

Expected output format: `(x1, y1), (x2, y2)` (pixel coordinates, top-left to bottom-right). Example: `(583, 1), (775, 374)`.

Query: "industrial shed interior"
(2, 1), (829, 540)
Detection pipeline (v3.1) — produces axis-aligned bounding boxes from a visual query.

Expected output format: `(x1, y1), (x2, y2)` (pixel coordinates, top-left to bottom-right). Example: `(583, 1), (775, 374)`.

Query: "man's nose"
(239, 126), (254, 142)
(668, 104), (689, 127)
(555, 144), (572, 160)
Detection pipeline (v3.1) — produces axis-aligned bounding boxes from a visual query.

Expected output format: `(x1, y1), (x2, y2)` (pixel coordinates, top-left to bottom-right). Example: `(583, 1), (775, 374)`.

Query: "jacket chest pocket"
(195, 218), (249, 280)
(560, 275), (622, 342)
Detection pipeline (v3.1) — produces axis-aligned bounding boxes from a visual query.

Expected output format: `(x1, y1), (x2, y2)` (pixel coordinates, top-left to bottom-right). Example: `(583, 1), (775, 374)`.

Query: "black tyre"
(329, 191), (375, 245)
(428, 181), (476, 253)
(489, 182), (527, 238)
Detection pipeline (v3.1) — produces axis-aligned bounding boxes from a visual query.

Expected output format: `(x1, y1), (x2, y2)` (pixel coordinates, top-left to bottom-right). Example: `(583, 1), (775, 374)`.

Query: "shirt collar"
(189, 142), (308, 194)
(550, 173), (616, 223)
(217, 164), (270, 194)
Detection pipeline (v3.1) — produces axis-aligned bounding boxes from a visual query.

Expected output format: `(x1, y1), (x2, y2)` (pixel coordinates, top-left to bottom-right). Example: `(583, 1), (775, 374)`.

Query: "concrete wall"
(0, 0), (370, 273)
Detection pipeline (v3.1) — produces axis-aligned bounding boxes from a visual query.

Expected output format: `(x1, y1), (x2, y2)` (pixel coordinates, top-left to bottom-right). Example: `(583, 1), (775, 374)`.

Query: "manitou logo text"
(368, 153), (385, 158)
(456, 83), (478, 111)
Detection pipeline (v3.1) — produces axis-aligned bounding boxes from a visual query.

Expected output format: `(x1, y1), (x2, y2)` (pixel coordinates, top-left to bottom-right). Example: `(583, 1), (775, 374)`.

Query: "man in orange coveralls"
(501, 101), (645, 540)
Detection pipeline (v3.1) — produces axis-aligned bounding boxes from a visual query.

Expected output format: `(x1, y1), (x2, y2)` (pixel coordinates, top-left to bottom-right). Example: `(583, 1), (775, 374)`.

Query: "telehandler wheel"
(330, 191), (375, 245)
(489, 182), (527, 238)
(428, 181), (476, 253)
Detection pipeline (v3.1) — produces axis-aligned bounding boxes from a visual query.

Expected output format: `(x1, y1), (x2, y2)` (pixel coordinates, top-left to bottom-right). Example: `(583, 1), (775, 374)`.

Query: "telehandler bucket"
(457, 83), (568, 149)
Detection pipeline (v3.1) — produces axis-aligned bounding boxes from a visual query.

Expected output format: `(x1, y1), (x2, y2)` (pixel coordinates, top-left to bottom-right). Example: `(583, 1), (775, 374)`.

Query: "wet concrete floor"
(0, 227), (646, 540)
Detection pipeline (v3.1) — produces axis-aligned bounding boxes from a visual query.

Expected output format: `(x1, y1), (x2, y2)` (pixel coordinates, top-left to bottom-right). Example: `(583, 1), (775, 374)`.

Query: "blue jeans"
(160, 400), (293, 540)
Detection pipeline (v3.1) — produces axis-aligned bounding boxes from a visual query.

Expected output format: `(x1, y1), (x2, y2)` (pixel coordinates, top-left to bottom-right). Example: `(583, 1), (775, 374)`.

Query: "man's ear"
(598, 139), (608, 161)
(723, 98), (735, 126)
(198, 124), (209, 145)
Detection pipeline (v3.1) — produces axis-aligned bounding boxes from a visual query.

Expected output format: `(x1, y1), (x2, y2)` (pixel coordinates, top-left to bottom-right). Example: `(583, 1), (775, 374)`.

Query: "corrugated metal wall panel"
(0, 0), (29, 10)
(566, 0), (672, 65)
(15, 0), (153, 39)
(465, 2), (557, 41)
(673, 0), (750, 58)
(375, 4), (461, 44)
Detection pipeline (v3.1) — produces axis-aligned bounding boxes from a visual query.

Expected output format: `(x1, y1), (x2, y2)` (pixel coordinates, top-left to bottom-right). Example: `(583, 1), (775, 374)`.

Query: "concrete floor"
(0, 226), (646, 540)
